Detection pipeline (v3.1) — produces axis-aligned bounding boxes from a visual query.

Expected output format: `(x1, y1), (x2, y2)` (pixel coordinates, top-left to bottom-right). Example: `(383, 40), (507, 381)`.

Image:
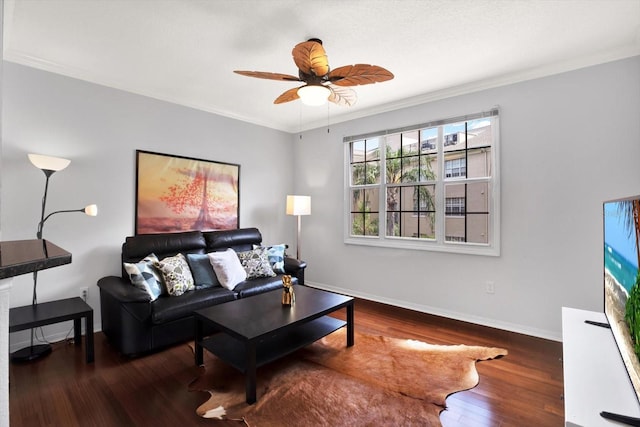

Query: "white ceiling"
(3, 0), (640, 133)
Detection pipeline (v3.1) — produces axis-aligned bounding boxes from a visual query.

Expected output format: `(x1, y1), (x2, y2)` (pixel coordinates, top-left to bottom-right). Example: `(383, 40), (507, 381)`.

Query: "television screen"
(604, 196), (640, 403)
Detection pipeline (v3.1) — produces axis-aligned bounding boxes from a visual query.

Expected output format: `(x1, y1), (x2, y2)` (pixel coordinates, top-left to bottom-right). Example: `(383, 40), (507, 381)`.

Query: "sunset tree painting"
(135, 151), (239, 234)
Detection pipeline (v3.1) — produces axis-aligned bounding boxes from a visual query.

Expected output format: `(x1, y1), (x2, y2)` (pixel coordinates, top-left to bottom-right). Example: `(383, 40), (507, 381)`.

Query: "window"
(350, 138), (381, 236)
(345, 109), (500, 256)
(445, 197), (465, 216)
(445, 158), (466, 178)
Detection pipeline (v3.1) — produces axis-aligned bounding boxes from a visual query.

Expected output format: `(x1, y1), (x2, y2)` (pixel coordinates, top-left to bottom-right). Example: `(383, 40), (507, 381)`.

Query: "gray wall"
(1, 62), (296, 348)
(2, 56), (639, 348)
(296, 56), (640, 340)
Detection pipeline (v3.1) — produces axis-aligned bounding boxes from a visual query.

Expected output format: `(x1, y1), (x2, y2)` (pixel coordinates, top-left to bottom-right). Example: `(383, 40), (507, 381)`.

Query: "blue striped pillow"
(123, 254), (164, 300)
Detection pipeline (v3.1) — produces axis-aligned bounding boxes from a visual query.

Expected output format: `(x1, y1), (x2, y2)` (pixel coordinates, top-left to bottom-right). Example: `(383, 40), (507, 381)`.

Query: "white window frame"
(343, 109), (501, 256)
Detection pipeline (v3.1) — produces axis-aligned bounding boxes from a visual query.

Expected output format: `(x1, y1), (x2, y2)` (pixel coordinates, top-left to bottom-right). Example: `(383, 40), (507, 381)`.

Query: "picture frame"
(135, 150), (240, 234)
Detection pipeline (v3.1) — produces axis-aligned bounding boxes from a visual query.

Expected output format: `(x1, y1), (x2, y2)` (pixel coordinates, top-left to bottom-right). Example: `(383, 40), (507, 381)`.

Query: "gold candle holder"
(282, 275), (295, 306)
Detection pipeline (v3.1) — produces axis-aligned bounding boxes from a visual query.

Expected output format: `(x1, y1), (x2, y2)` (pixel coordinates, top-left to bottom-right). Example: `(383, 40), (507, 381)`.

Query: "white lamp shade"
(286, 195), (311, 216)
(297, 85), (330, 106)
(28, 154), (70, 172)
(84, 204), (98, 216)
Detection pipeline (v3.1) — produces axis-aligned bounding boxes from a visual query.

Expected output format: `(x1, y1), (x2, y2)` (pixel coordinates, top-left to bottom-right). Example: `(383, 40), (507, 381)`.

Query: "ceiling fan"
(234, 38), (394, 106)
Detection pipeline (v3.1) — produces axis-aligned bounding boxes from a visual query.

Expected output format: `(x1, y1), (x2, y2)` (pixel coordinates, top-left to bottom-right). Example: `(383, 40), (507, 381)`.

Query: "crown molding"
(2, 50), (289, 132)
(5, 44), (639, 135)
(297, 45), (640, 133)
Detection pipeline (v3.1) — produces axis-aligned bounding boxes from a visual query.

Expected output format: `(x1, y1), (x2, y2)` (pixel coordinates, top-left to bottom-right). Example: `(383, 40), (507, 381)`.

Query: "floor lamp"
(286, 195), (311, 260)
(10, 154), (98, 363)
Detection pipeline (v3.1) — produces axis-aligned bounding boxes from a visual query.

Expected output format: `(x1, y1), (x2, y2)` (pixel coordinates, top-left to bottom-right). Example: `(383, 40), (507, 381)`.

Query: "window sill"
(344, 236), (500, 256)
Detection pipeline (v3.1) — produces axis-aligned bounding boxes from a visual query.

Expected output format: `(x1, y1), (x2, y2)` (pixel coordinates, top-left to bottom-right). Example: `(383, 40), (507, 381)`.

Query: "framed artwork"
(135, 150), (240, 234)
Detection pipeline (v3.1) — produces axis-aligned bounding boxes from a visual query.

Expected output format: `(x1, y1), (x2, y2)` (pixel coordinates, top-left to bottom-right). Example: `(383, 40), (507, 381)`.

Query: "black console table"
(9, 297), (94, 363)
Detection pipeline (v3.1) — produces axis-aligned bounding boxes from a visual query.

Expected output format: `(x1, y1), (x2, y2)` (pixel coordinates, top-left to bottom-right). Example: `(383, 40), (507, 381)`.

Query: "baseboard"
(305, 280), (562, 342)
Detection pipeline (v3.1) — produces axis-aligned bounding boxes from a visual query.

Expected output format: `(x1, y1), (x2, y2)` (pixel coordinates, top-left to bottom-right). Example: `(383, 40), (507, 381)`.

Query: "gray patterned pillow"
(123, 254), (164, 301)
(154, 253), (195, 296)
(237, 247), (276, 279)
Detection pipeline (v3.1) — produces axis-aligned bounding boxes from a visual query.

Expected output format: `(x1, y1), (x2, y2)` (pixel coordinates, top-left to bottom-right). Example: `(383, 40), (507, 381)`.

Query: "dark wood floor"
(9, 298), (564, 426)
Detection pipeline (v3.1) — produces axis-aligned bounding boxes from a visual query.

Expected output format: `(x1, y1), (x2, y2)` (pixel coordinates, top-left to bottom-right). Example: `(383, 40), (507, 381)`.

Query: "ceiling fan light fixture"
(235, 39), (393, 106)
(297, 84), (331, 106)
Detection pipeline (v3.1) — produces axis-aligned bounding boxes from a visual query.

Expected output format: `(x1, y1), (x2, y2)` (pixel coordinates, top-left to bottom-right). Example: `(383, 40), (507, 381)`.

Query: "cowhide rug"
(188, 329), (507, 426)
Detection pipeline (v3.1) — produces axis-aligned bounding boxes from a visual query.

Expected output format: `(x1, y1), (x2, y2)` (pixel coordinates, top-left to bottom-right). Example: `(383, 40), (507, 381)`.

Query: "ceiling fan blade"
(234, 70), (301, 82)
(328, 84), (357, 107)
(274, 87), (301, 104)
(292, 41), (329, 77)
(328, 64), (394, 86)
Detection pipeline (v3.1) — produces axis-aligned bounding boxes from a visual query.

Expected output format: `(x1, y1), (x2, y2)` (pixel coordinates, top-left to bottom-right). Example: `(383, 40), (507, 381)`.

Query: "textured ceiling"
(3, 0), (640, 133)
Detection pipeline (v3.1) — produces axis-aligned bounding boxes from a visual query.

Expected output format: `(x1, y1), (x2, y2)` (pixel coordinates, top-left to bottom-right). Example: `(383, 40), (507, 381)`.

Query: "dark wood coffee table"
(194, 285), (354, 404)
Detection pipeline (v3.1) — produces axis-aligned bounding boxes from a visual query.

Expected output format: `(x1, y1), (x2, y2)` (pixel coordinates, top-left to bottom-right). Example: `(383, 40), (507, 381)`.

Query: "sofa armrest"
(97, 276), (151, 303)
(284, 257), (307, 285)
(284, 257), (307, 271)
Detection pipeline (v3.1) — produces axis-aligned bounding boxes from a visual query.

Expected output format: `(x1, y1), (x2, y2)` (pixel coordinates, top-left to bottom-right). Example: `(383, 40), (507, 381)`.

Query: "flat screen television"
(603, 195), (640, 424)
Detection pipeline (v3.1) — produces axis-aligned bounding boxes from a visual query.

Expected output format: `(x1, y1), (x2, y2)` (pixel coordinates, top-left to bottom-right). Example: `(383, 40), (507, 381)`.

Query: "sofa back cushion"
(203, 227), (262, 252)
(121, 230), (206, 278)
(119, 228), (263, 280)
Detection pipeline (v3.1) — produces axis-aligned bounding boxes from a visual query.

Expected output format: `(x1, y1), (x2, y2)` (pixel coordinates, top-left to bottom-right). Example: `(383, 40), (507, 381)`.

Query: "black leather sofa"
(97, 227), (306, 356)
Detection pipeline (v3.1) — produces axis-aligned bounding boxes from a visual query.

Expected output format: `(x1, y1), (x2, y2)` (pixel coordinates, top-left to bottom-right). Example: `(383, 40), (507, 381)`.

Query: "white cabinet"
(563, 307), (640, 426)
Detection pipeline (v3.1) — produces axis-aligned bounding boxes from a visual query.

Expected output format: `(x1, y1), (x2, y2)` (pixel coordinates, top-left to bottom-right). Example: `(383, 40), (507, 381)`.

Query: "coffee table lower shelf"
(199, 315), (346, 373)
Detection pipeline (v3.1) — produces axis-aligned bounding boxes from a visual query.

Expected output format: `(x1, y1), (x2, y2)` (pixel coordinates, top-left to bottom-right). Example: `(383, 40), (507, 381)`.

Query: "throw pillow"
(238, 247), (276, 279)
(208, 249), (247, 290)
(254, 243), (286, 274)
(186, 253), (220, 289)
(154, 253), (195, 297)
(123, 254), (164, 301)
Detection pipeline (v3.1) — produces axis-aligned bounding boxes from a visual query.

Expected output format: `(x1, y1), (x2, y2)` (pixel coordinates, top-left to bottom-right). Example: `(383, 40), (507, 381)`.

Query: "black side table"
(9, 297), (94, 363)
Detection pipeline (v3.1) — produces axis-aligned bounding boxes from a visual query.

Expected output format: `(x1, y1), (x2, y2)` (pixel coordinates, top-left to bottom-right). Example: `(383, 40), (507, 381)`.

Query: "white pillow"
(208, 249), (247, 290)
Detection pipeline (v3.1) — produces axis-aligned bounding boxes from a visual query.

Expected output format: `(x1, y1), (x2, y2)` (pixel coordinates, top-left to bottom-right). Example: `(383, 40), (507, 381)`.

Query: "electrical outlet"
(485, 281), (495, 294)
(80, 287), (89, 302)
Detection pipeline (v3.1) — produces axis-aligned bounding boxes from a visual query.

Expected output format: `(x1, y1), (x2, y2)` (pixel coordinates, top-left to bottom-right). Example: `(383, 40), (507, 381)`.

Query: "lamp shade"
(297, 85), (330, 106)
(84, 204), (98, 216)
(28, 154), (70, 172)
(286, 195), (311, 216)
